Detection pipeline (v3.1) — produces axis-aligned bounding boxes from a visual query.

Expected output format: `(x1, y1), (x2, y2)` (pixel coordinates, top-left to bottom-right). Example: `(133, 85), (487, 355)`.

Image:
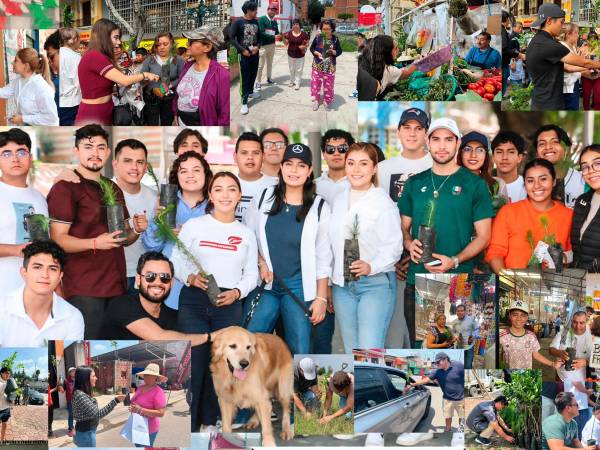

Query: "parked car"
(354, 362), (431, 433)
(336, 23), (359, 35)
(28, 389), (45, 405)
(465, 375), (496, 397)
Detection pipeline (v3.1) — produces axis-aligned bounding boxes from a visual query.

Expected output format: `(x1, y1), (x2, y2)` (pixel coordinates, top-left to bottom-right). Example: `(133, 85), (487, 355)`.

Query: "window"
(355, 368), (388, 413)
(383, 370), (407, 399)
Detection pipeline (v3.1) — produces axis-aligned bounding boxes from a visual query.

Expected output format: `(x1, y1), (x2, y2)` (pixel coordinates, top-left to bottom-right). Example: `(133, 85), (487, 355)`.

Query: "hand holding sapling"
(216, 290), (239, 307)
(95, 231), (127, 249)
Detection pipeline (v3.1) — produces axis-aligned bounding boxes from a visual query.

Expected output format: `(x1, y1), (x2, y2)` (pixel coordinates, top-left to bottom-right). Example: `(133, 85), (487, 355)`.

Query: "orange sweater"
(486, 199), (573, 269)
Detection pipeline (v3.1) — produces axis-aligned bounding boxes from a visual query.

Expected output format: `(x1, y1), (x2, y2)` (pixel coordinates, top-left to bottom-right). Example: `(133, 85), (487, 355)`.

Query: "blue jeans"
(243, 274), (312, 355)
(311, 310), (335, 354)
(464, 346), (475, 369)
(67, 401), (73, 431)
(575, 408), (590, 440)
(135, 431), (158, 447)
(502, 65), (510, 96)
(332, 272), (396, 352)
(74, 429), (96, 447)
(563, 80), (580, 111)
(300, 390), (320, 412)
(58, 105), (78, 126)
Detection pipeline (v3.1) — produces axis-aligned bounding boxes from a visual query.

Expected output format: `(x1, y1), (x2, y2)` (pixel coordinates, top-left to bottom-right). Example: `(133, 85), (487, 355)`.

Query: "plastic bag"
(434, 3), (450, 46)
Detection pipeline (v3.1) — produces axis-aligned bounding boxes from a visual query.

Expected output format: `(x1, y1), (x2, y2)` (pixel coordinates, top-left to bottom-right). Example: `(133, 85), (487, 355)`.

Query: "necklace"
(430, 171), (452, 199)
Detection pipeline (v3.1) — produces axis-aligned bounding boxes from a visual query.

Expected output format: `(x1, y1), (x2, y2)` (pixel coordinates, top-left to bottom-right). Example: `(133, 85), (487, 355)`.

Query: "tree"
(103, 0), (146, 49)
(0, 352), (18, 371)
(308, 0), (325, 25)
(62, 4), (74, 28)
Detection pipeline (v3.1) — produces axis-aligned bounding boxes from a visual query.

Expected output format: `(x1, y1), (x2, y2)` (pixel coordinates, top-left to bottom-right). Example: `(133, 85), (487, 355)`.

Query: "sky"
(294, 354), (354, 371)
(387, 349), (465, 362)
(0, 347), (47, 375)
(64, 340), (140, 357)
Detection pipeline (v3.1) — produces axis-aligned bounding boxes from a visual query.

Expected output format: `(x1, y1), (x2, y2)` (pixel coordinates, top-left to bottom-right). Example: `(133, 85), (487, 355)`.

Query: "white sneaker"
(395, 432), (434, 446)
(364, 433), (385, 446)
(249, 92), (261, 99)
(294, 84), (300, 90)
(240, 104), (249, 115)
(451, 432), (464, 447)
(312, 101), (319, 111)
(255, 83), (261, 91)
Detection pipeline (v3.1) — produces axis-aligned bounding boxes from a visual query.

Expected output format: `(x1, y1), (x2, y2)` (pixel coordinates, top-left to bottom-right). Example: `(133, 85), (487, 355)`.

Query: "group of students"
(59, 20), (229, 127)
(231, 0), (343, 114)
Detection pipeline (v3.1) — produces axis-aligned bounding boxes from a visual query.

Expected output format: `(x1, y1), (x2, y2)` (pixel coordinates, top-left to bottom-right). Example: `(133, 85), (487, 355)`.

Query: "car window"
(382, 369), (408, 399)
(355, 368), (389, 413)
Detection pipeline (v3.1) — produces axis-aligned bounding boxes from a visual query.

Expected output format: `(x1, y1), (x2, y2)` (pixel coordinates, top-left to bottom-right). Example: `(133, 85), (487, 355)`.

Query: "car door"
(380, 368), (424, 432)
(355, 366), (401, 432)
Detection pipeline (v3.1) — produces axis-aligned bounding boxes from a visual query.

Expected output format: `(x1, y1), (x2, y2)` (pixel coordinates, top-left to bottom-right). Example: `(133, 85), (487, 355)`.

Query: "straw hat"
(137, 363), (167, 382)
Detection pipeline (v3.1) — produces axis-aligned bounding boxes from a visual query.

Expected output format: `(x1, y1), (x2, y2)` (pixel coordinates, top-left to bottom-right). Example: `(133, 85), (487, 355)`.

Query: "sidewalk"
(230, 40), (358, 129)
(2, 405), (47, 442)
(48, 390), (186, 448)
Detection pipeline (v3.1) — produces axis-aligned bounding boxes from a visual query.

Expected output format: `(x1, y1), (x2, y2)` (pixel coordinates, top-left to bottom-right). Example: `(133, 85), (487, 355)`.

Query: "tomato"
(484, 84), (496, 93)
(468, 83), (478, 90)
(483, 93), (495, 101)
(475, 88), (485, 96)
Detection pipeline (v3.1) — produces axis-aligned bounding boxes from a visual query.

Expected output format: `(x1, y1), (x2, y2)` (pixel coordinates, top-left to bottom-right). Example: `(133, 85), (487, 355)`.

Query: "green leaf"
(493, 90), (502, 101)
(146, 162), (161, 193)
(97, 177), (119, 206)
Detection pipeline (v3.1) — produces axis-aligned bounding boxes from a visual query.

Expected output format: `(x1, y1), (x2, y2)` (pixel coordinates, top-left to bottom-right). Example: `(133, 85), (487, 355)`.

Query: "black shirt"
(100, 294), (178, 339)
(229, 17), (260, 53)
(526, 30), (570, 110)
(294, 363), (317, 393)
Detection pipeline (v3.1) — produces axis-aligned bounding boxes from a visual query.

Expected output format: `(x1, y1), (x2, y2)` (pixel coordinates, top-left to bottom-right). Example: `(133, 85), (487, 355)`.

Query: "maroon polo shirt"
(47, 170), (129, 299)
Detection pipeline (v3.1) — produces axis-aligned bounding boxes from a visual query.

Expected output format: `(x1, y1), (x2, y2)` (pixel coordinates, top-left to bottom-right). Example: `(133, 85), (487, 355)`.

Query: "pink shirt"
(131, 385), (166, 434)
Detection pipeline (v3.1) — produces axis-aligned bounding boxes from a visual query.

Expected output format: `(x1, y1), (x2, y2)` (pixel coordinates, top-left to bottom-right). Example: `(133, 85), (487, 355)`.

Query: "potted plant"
(344, 215), (360, 282)
(418, 199), (436, 263)
(26, 214), (50, 241)
(98, 178), (126, 241)
(147, 162), (178, 229)
(526, 230), (542, 268)
(540, 215), (564, 273)
(154, 205), (221, 305)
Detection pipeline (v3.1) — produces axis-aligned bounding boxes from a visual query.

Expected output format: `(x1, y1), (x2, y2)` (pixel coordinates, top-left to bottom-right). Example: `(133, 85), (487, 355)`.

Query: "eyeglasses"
(263, 141), (286, 150)
(324, 144), (349, 154)
(142, 272), (172, 283)
(461, 146), (487, 155)
(580, 160), (600, 175)
(1, 149), (29, 159)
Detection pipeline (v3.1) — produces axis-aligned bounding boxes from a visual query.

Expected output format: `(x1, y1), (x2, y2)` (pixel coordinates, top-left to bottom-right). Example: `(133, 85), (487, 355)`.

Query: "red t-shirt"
(47, 171), (129, 298)
(285, 31), (310, 59)
(78, 50), (116, 99)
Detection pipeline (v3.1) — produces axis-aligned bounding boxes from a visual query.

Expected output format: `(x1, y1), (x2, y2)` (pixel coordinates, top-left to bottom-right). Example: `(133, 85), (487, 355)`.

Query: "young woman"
(72, 367), (125, 447)
(571, 144), (600, 271)
(329, 143), (402, 352)
(310, 20), (342, 111)
(74, 18), (159, 125)
(426, 313), (456, 349)
(358, 35), (417, 99)
(173, 26), (229, 126)
(143, 150), (212, 309)
(244, 143), (331, 355)
(59, 28), (82, 125)
(0, 48), (58, 125)
(171, 171), (258, 431)
(140, 32), (184, 125)
(560, 23), (585, 111)
(284, 19), (310, 90)
(486, 158), (574, 273)
(128, 363), (167, 447)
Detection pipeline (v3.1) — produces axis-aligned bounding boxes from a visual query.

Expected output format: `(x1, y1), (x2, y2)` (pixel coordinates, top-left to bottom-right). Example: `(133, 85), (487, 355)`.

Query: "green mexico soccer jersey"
(398, 166), (494, 284)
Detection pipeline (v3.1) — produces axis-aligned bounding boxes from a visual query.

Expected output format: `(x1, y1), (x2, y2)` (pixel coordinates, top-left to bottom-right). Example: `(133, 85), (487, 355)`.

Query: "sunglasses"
(324, 144), (349, 154)
(142, 272), (172, 283)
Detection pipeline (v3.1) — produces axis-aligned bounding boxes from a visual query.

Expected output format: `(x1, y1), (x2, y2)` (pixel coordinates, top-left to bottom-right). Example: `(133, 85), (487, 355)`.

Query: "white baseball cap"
(299, 357), (317, 380)
(427, 118), (462, 139)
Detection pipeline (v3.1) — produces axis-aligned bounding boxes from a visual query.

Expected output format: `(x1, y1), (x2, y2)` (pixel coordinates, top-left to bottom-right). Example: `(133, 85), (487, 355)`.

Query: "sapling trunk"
(344, 215), (361, 282)
(418, 225), (436, 263)
(106, 204), (126, 241)
(26, 214), (50, 241)
(547, 244), (564, 273)
(160, 184), (178, 229)
(564, 347), (576, 371)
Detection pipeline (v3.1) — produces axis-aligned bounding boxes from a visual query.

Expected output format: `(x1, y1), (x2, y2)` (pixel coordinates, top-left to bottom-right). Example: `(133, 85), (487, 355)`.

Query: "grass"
(294, 375), (354, 435)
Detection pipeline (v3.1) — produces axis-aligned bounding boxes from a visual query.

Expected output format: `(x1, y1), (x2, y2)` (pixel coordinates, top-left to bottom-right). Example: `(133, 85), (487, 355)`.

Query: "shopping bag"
(120, 413), (150, 446)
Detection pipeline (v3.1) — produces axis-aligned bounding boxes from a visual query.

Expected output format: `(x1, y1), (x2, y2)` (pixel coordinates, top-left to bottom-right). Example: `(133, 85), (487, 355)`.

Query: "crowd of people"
(502, 7), (600, 110)
(58, 20), (229, 126)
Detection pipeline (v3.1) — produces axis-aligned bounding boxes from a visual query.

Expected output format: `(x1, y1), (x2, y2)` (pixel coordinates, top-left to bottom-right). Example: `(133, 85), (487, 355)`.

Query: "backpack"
(4, 378), (17, 402)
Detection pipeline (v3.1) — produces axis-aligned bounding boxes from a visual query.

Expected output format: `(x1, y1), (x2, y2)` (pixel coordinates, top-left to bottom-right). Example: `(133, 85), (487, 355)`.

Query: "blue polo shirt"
(465, 46), (501, 69)
(428, 360), (464, 401)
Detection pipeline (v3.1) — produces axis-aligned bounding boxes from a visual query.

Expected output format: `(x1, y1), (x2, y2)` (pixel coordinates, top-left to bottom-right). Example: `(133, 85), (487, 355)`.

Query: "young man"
(235, 132), (278, 221)
(230, 1), (260, 115)
(542, 392), (594, 450)
(410, 352), (465, 432)
(466, 396), (514, 446)
(314, 129), (355, 205)
(173, 128), (209, 156)
(293, 357), (320, 417)
(491, 131), (526, 203)
(112, 139), (156, 293)
(465, 32), (501, 70)
(526, 3), (600, 110)
(44, 30), (60, 115)
(534, 124), (585, 208)
(100, 251), (207, 346)
(0, 368), (10, 442)
(399, 118), (493, 345)
(47, 124), (142, 339)
(501, 11), (525, 97)
(0, 240), (84, 346)
(0, 128), (48, 293)
(64, 367), (76, 437)
(260, 127), (288, 179)
(256, 3), (280, 90)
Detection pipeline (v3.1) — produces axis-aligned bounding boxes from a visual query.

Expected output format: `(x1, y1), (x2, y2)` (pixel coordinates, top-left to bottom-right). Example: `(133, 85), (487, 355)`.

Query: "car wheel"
(469, 386), (479, 397)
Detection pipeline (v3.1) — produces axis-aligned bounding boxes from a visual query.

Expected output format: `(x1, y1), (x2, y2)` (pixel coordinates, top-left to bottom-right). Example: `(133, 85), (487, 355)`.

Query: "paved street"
(1, 405), (47, 442)
(230, 38), (357, 129)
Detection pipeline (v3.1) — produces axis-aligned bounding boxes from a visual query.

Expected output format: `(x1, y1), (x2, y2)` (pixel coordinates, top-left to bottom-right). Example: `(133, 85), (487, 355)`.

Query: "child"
(500, 300), (563, 369)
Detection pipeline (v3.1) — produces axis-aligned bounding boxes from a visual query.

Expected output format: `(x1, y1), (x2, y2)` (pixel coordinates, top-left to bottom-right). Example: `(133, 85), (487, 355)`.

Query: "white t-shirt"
(0, 286), (85, 346)
(377, 152), (433, 203)
(0, 379), (8, 411)
(59, 46), (82, 107)
(237, 175), (278, 222)
(582, 416), (600, 444)
(564, 168), (586, 209)
(505, 175), (527, 203)
(0, 181), (48, 293)
(551, 328), (593, 382)
(119, 183), (158, 277)
(564, 368), (588, 410)
(176, 66), (208, 112)
(315, 173), (349, 206)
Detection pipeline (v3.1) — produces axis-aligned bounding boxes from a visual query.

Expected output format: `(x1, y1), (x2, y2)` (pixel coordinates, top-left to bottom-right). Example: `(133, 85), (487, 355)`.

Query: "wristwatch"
(452, 256), (460, 269)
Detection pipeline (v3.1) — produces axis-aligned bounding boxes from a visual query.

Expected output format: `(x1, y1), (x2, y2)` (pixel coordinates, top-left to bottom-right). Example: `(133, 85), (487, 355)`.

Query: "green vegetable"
(455, 70), (475, 86)
(424, 77), (454, 101)
(98, 177), (119, 206)
(505, 84), (533, 111)
(448, 0), (468, 17)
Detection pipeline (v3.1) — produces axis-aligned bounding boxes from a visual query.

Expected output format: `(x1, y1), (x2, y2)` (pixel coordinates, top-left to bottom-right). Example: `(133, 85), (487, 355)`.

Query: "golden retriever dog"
(210, 326), (294, 447)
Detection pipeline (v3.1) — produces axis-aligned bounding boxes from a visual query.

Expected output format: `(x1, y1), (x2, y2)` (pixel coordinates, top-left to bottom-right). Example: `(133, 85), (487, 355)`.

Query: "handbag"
(112, 88), (134, 126)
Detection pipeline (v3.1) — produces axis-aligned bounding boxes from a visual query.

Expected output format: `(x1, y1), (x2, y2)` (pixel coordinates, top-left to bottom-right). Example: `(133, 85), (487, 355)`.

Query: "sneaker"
(249, 92), (261, 99)
(294, 84), (300, 90)
(395, 432), (434, 446)
(240, 104), (249, 115)
(312, 101), (319, 111)
(451, 432), (464, 447)
(255, 83), (262, 91)
(364, 433), (385, 446)
(199, 424), (219, 433)
(349, 90), (358, 98)
(288, 80), (295, 87)
(266, 78), (276, 85)
(475, 435), (491, 446)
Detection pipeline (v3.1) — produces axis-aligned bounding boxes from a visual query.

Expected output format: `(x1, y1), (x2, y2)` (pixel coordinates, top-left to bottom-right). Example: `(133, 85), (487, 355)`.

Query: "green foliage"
(422, 199), (436, 228)
(448, 0), (468, 18)
(394, 30), (408, 51)
(146, 162), (161, 193)
(496, 370), (542, 441)
(28, 214), (50, 233)
(339, 35), (358, 52)
(98, 177), (119, 207)
(0, 352), (18, 371)
(337, 13), (354, 20)
(505, 84), (533, 111)
(62, 4), (74, 28)
(540, 215), (557, 246)
(228, 46), (238, 68)
(308, 0), (325, 24)
(526, 229), (541, 267)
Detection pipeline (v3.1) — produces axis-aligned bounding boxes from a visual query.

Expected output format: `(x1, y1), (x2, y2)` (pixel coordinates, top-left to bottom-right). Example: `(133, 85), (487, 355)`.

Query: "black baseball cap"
(531, 3), (565, 28)
(283, 143), (312, 166)
(460, 131), (489, 151)
(398, 108), (430, 129)
(434, 352), (450, 363)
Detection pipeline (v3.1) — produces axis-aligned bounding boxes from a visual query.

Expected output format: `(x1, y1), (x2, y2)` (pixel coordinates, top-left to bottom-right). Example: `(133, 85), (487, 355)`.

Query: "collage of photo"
(0, 0), (597, 449)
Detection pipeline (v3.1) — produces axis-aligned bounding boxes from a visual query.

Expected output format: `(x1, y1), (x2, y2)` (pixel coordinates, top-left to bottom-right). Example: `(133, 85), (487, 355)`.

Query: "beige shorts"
(443, 399), (465, 419)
